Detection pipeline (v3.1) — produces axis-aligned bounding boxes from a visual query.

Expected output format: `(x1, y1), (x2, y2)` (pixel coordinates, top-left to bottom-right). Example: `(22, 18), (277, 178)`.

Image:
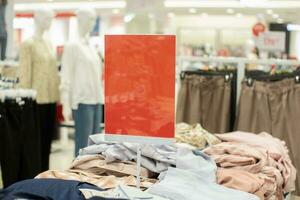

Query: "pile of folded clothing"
(204, 131), (296, 200)
(37, 154), (157, 190)
(1, 124), (295, 200)
(32, 131), (259, 200)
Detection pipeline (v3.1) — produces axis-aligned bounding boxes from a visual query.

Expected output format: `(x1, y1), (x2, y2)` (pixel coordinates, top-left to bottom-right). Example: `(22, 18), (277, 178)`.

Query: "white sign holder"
(136, 144), (142, 189)
(105, 135), (174, 188)
(105, 134), (174, 189)
(105, 134), (174, 188)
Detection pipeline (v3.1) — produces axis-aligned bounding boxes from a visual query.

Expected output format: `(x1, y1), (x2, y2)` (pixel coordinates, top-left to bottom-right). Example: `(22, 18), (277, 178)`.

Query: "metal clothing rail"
(178, 56), (300, 105)
(0, 60), (19, 68)
(178, 56), (300, 65)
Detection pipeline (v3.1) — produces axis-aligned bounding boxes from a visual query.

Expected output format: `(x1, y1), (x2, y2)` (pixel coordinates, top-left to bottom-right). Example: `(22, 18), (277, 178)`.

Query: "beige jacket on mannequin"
(18, 9), (59, 104)
(18, 37), (60, 103)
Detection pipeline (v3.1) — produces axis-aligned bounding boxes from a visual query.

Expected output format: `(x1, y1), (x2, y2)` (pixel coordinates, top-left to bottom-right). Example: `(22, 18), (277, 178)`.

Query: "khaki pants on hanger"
(235, 78), (300, 195)
(176, 75), (231, 133)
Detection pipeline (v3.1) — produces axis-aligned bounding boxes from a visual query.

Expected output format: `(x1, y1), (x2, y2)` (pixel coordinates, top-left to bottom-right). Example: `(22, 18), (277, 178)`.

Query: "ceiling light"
(124, 13), (135, 23)
(236, 13), (243, 18)
(201, 13), (208, 17)
(47, 0), (53, 2)
(277, 18), (284, 23)
(164, 0), (300, 9)
(241, 0), (269, 7)
(14, 1), (126, 11)
(167, 12), (175, 18)
(272, 13), (279, 19)
(112, 8), (120, 14)
(287, 24), (300, 31)
(266, 9), (273, 14)
(165, 0), (241, 8)
(226, 8), (234, 14)
(188, 8), (197, 14)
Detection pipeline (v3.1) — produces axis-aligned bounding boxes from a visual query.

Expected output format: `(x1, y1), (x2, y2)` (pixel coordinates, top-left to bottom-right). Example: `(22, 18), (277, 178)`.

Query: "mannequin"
(19, 9), (60, 171)
(60, 8), (103, 156)
(244, 39), (259, 70)
(245, 39), (257, 59)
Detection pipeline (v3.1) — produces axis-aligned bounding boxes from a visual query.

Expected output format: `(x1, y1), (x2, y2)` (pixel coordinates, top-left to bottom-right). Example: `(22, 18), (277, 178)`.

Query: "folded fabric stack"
(37, 154), (157, 189)
(175, 123), (221, 149)
(2, 124), (295, 200)
(147, 148), (259, 200)
(78, 134), (259, 200)
(204, 131), (297, 200)
(34, 132), (259, 200)
(81, 135), (178, 174)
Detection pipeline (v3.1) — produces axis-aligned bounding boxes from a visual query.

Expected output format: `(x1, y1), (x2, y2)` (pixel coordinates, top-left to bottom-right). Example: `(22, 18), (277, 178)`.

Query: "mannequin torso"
(19, 9), (59, 104)
(60, 9), (103, 120)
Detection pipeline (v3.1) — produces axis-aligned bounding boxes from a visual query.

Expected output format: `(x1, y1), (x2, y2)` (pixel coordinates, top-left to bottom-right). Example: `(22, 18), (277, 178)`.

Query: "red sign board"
(104, 35), (175, 144)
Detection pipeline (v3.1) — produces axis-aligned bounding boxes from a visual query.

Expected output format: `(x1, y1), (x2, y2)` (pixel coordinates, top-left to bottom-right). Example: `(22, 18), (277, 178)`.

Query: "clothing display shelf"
(178, 56), (300, 105)
(0, 89), (37, 102)
(0, 60), (19, 67)
(0, 74), (18, 89)
(0, 70), (36, 102)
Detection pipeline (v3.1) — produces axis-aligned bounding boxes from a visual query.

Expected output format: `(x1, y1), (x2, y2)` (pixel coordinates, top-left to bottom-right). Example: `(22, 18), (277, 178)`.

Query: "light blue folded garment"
(147, 148), (259, 200)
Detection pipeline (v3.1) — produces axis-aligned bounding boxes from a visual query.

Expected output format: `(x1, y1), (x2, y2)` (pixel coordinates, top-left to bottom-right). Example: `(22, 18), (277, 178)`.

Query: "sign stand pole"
(136, 144), (141, 189)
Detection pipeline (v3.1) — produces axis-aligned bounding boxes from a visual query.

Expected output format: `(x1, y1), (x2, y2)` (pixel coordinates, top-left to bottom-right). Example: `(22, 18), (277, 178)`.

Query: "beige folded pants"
(236, 78), (300, 195)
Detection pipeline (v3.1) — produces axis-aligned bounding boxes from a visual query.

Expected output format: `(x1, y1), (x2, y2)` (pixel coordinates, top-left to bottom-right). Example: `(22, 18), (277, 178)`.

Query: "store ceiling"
(12, 0), (300, 23)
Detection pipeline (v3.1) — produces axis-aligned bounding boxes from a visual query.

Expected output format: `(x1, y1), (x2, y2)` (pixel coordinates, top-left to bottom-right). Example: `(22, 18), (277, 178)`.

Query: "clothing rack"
(178, 56), (300, 104)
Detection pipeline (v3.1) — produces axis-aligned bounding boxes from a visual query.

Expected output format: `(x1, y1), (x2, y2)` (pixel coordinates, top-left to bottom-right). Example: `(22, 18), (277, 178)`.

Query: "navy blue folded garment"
(0, 178), (104, 200)
(88, 198), (128, 200)
(0, 191), (52, 200)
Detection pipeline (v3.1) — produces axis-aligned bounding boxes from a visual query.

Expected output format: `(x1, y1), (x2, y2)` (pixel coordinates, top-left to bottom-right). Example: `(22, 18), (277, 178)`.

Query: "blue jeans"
(72, 104), (103, 156)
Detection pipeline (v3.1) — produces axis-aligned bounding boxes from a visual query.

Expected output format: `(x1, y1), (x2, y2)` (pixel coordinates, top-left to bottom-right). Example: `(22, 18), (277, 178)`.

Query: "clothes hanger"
(246, 66), (300, 86)
(180, 70), (233, 82)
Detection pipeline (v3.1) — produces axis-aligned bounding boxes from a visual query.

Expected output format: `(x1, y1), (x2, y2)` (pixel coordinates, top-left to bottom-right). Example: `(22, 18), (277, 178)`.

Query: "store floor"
(50, 138), (75, 170)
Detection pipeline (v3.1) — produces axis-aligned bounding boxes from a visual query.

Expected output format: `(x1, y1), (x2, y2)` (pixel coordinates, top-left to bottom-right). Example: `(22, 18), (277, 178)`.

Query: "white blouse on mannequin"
(60, 39), (103, 110)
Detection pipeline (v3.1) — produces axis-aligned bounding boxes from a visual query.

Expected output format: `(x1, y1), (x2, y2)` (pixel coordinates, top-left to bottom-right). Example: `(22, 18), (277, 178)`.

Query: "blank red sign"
(105, 35), (175, 142)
